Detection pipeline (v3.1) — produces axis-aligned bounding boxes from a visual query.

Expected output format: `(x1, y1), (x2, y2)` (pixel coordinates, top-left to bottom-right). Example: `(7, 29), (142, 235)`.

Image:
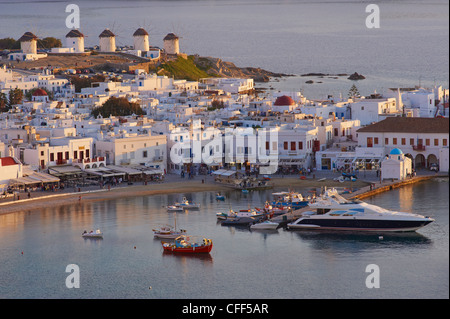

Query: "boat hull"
(162, 242), (213, 253)
(250, 222), (279, 230)
(288, 217), (433, 232)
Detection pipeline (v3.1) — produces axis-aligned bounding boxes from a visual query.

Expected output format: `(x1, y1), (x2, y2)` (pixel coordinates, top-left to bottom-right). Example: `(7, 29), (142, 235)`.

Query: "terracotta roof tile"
(357, 117), (449, 134)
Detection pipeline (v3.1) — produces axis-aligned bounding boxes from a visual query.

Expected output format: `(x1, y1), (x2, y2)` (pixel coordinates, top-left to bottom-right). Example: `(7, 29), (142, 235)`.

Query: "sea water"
(0, 0), (448, 99)
(0, 179), (447, 299)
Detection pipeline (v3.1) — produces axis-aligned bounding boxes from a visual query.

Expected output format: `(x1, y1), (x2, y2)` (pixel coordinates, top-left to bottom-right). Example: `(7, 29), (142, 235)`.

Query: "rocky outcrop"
(348, 72), (366, 80)
(192, 55), (290, 82)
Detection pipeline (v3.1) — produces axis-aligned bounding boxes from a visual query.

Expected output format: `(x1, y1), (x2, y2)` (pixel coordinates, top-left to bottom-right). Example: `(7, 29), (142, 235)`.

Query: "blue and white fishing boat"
(271, 191), (309, 209)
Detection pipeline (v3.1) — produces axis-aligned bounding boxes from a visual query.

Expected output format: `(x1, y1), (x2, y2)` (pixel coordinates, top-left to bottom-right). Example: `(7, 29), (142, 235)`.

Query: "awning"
(143, 169), (164, 175)
(107, 165), (143, 175)
(48, 165), (82, 176)
(212, 169), (236, 176)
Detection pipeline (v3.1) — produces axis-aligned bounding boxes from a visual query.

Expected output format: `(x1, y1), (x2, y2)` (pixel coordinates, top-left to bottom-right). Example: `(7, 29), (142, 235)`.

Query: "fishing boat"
(153, 225), (186, 239)
(167, 205), (183, 212)
(255, 202), (289, 216)
(287, 188), (434, 232)
(216, 209), (264, 220)
(271, 191), (309, 209)
(250, 220), (279, 230)
(82, 229), (103, 238)
(174, 197), (200, 209)
(153, 214), (186, 239)
(161, 235), (213, 253)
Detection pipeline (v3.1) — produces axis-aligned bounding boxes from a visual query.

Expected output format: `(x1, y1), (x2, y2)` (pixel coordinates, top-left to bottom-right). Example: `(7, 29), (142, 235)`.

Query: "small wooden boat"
(174, 197), (200, 209)
(216, 209), (264, 220)
(161, 235), (213, 253)
(167, 205), (183, 212)
(154, 213), (186, 239)
(82, 229), (103, 238)
(153, 225), (186, 239)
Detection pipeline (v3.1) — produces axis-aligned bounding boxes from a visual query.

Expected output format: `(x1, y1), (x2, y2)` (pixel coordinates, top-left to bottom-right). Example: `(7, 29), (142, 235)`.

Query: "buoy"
(149, 286), (152, 290)
(379, 236), (384, 240)
(21, 251), (23, 255)
(134, 246), (136, 249)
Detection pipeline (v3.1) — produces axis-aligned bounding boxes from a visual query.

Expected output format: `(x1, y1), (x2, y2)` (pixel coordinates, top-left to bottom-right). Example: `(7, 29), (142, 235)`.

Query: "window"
(50, 153), (54, 162)
(367, 137), (373, 148)
(418, 139), (423, 145)
(401, 138), (406, 145)
(410, 138), (414, 145)
(284, 142), (288, 150)
(334, 128), (338, 136)
(443, 139), (448, 146)
(298, 141), (303, 150)
(425, 139), (430, 146)
(40, 151), (44, 156)
(374, 137), (379, 145)
(86, 149), (90, 158)
(385, 138), (389, 145)
(434, 139), (439, 146)
(291, 142), (296, 150)
(73, 151), (77, 159)
(272, 142), (277, 150)
(265, 141), (270, 150)
(393, 138), (397, 145)
(143, 150), (148, 158)
(65, 151), (69, 160)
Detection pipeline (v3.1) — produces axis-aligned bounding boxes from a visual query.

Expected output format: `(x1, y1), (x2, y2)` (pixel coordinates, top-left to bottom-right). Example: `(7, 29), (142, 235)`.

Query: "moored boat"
(174, 197), (200, 209)
(216, 208), (264, 220)
(82, 229), (103, 238)
(153, 225), (186, 239)
(167, 205), (183, 212)
(287, 188), (434, 232)
(161, 235), (213, 253)
(250, 220), (279, 230)
(271, 191), (309, 209)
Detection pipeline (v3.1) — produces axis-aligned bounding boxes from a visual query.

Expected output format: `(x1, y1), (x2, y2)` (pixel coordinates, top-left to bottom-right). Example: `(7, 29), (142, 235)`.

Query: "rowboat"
(82, 229), (103, 238)
(161, 235), (213, 253)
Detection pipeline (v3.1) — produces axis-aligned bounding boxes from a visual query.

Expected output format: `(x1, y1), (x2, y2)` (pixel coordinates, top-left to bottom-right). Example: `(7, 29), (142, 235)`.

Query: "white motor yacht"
(287, 188), (434, 232)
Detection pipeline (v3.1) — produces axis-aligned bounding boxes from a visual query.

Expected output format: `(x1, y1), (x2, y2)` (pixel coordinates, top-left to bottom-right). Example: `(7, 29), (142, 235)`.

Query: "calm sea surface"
(0, 0), (448, 99)
(0, 179), (448, 299)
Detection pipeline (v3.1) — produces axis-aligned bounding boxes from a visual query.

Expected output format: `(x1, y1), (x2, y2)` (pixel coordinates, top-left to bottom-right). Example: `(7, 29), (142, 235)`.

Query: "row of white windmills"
(18, 28), (180, 55)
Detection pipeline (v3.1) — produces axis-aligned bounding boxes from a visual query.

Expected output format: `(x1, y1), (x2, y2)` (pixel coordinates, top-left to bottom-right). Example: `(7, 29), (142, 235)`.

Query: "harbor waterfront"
(0, 0), (448, 303)
(0, 175), (448, 299)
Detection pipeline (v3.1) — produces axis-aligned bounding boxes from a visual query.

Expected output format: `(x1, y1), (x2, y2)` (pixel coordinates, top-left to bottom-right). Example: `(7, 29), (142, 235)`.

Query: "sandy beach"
(0, 174), (371, 215)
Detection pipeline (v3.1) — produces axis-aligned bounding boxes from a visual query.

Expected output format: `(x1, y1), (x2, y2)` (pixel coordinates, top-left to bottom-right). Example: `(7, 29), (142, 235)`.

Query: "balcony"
(413, 145), (426, 151)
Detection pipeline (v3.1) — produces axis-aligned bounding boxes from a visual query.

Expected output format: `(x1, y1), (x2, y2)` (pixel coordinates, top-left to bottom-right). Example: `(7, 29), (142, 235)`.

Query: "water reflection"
(291, 230), (432, 251)
(162, 251), (214, 264)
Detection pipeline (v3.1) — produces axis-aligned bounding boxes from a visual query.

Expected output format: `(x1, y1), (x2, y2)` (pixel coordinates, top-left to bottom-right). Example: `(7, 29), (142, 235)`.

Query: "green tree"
(0, 92), (9, 112)
(8, 88), (24, 106)
(348, 84), (360, 99)
(0, 37), (19, 50)
(91, 96), (145, 118)
(38, 37), (62, 49)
